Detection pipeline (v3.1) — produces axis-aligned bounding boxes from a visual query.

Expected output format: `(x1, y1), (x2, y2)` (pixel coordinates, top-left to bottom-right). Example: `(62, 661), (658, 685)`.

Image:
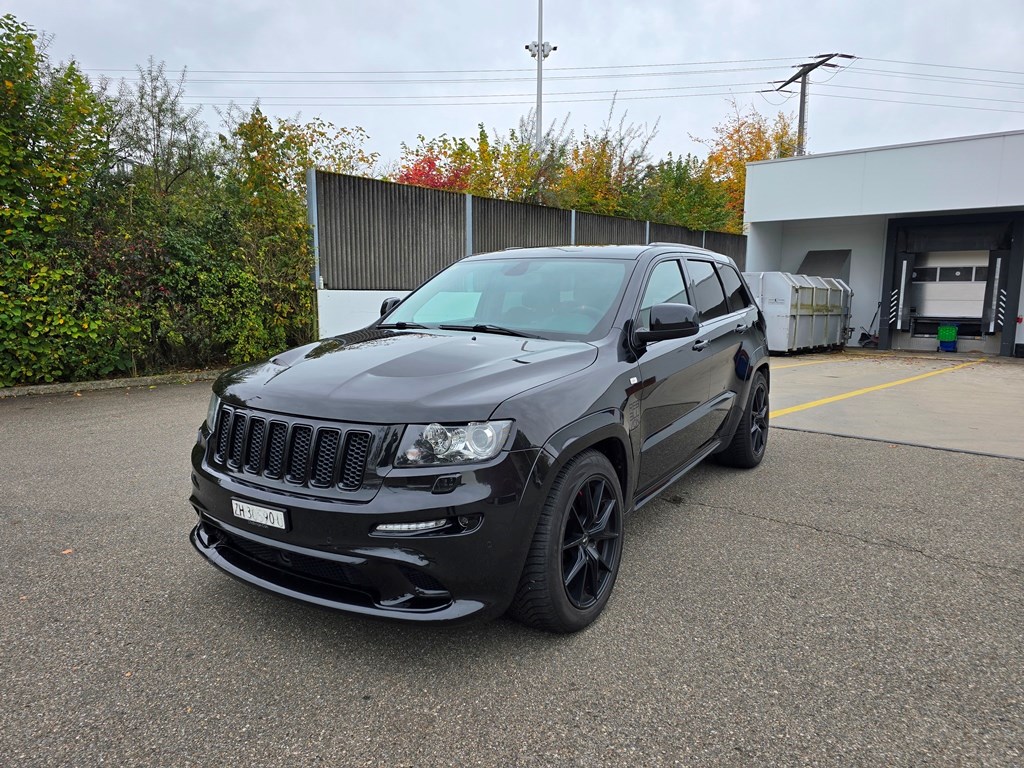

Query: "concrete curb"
(0, 369), (225, 399)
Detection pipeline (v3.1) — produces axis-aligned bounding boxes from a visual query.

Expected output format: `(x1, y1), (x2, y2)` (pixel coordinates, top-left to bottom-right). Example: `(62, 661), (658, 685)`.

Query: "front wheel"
(714, 370), (769, 468)
(510, 450), (624, 633)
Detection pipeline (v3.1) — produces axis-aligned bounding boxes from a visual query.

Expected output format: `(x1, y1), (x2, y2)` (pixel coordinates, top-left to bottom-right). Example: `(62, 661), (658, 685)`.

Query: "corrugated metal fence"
(310, 171), (746, 290)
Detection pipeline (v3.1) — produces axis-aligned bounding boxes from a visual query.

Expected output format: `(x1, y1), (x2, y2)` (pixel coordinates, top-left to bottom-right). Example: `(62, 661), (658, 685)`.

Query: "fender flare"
(528, 409), (635, 511)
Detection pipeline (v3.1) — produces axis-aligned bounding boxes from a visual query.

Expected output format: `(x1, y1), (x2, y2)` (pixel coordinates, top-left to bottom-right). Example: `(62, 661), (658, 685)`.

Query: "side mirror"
(379, 297), (402, 317)
(634, 303), (700, 343)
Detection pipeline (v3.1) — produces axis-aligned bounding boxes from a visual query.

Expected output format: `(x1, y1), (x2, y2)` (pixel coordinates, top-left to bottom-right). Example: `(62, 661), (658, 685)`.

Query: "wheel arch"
(534, 411), (634, 509)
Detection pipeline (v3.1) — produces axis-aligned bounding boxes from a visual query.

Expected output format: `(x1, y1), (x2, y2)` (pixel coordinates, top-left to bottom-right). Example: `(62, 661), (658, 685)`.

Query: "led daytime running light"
(375, 519), (448, 533)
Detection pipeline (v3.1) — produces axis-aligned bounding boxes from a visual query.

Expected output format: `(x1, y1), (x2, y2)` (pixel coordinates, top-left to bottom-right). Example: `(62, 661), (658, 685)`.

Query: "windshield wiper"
(377, 321), (429, 329)
(439, 323), (542, 339)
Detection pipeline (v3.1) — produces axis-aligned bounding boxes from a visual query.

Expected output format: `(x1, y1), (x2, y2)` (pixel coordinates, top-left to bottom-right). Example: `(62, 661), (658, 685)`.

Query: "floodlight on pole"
(525, 0), (556, 153)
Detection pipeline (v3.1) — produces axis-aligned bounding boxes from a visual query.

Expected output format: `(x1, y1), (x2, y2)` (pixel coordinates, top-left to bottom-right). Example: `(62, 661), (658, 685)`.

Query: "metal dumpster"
(743, 272), (853, 353)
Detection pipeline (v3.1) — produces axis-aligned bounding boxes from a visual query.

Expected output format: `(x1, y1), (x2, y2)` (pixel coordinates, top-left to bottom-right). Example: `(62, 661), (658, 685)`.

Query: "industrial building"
(744, 129), (1024, 357)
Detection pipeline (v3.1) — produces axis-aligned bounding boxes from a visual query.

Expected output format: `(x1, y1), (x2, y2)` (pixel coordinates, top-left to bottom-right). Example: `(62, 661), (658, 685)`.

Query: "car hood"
(215, 328), (598, 424)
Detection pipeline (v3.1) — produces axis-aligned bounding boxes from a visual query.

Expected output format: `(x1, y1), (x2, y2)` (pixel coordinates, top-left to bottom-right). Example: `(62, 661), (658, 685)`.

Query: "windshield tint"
(383, 258), (631, 340)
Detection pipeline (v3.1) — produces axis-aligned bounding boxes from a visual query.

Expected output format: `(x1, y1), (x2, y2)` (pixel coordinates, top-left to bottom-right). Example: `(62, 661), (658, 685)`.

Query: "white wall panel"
(776, 217), (888, 334)
(318, 289), (409, 338)
(746, 131), (1024, 224)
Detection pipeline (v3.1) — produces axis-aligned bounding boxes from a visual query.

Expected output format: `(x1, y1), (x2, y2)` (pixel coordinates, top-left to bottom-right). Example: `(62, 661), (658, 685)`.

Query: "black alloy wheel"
(714, 370), (769, 468)
(561, 475), (621, 609)
(511, 450), (624, 633)
(749, 380), (768, 457)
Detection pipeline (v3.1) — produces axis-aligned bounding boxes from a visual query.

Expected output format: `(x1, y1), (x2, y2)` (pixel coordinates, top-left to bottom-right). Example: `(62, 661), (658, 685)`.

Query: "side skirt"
(631, 438), (722, 512)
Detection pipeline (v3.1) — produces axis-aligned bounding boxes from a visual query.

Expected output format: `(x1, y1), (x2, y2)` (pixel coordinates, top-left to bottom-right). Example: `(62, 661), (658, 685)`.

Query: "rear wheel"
(715, 370), (769, 468)
(511, 450), (624, 633)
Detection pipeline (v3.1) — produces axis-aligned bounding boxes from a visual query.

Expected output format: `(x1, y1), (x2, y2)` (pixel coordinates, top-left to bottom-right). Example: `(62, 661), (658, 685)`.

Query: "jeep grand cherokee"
(189, 244), (769, 633)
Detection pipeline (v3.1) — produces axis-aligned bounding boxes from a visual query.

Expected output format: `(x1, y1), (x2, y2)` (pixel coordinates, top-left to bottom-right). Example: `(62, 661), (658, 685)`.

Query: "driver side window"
(638, 259), (689, 330)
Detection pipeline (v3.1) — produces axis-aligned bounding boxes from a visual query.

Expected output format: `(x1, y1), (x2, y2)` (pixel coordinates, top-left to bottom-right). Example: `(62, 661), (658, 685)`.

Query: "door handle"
(693, 339), (709, 351)
(734, 323), (748, 333)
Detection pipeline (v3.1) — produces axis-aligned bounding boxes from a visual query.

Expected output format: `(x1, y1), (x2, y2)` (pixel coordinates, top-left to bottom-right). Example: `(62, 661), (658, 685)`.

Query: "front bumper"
(189, 440), (543, 623)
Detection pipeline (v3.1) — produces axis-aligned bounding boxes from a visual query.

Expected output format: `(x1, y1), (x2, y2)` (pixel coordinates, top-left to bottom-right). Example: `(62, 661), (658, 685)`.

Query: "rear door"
(634, 258), (717, 494)
(682, 259), (760, 436)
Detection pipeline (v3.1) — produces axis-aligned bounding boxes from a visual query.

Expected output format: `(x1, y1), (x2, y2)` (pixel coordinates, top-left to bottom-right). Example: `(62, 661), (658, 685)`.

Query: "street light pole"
(525, 0), (555, 154)
(535, 0), (543, 151)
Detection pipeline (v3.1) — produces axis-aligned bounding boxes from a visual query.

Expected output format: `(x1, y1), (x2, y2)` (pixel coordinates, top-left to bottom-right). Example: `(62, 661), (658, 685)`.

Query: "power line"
(815, 92), (1024, 114)
(165, 81), (770, 103)
(846, 65), (1024, 90)
(82, 56), (799, 76)
(819, 83), (1024, 106)
(181, 89), (763, 109)
(859, 57), (1024, 77)
(774, 53), (855, 155)
(108, 64), (788, 87)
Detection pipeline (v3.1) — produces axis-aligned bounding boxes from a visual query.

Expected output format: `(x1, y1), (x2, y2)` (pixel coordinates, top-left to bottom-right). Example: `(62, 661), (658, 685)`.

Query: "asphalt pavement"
(1, 381), (1021, 766)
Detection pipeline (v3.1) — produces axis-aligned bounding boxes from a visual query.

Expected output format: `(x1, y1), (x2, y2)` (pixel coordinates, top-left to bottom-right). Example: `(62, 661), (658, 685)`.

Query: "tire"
(510, 450), (624, 633)
(714, 370), (769, 469)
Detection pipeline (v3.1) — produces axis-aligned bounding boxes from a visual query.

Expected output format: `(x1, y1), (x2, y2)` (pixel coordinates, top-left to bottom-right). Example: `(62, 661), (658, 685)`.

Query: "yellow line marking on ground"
(772, 358), (847, 370)
(770, 359), (984, 419)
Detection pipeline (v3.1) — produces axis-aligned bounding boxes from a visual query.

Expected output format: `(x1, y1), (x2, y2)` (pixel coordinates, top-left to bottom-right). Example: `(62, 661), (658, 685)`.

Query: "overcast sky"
(10, 0), (1024, 170)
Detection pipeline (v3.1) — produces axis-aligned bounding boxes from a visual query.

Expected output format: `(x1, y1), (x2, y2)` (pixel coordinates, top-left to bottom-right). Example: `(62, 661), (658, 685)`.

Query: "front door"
(634, 258), (718, 494)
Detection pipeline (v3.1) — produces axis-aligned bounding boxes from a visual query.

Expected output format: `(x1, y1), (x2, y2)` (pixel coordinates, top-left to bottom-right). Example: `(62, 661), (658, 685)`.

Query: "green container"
(937, 324), (958, 342)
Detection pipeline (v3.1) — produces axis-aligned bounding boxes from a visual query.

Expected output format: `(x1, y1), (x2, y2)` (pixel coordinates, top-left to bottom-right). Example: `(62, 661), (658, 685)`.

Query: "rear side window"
(684, 259), (729, 321)
(716, 265), (751, 312)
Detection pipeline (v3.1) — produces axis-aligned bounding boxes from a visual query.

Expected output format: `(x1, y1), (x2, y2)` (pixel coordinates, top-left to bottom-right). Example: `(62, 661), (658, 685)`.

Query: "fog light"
(374, 519), (448, 534)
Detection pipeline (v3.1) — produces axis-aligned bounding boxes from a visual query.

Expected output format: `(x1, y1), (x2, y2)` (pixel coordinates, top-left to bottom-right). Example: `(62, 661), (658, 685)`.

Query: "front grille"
(340, 432), (371, 490)
(210, 405), (376, 493)
(228, 412), (247, 468)
(287, 425), (313, 483)
(311, 430), (341, 487)
(244, 418), (266, 473)
(266, 421), (287, 478)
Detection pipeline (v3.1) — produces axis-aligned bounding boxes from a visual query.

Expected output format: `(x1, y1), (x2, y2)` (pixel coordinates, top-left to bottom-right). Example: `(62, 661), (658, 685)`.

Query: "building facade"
(744, 130), (1024, 357)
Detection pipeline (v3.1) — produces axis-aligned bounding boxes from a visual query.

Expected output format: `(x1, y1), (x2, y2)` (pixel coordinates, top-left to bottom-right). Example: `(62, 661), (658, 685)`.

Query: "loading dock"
(745, 130), (1024, 358)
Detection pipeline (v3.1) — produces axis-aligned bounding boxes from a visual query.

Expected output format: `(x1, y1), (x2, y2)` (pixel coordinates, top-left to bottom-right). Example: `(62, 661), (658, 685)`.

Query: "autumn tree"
(109, 59), (207, 198)
(0, 14), (112, 385)
(695, 100), (797, 233)
(393, 114), (572, 204)
(216, 109), (379, 353)
(554, 106), (657, 216)
(395, 134), (473, 191)
(637, 154), (730, 232)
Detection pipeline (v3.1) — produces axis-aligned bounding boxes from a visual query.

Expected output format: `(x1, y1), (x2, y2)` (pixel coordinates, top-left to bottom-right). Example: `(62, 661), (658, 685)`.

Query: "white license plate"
(231, 499), (287, 530)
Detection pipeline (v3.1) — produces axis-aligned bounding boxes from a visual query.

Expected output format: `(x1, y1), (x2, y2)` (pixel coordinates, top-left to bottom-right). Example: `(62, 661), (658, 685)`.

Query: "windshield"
(381, 258), (631, 340)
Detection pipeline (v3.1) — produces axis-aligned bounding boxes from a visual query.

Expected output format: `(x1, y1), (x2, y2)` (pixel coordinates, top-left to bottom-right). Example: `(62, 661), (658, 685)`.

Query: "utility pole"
(525, 0), (556, 153)
(775, 53), (854, 155)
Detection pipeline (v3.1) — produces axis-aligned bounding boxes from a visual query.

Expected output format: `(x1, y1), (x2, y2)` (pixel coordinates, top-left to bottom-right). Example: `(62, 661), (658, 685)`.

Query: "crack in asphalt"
(676, 499), (1024, 601)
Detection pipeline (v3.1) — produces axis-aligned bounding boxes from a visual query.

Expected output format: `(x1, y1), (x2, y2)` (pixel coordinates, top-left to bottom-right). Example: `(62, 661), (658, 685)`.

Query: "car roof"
(465, 243), (734, 264)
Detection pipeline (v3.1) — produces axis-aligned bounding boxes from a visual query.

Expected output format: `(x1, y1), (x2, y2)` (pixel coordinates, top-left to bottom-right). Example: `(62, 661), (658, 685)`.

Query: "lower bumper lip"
(190, 518), (488, 623)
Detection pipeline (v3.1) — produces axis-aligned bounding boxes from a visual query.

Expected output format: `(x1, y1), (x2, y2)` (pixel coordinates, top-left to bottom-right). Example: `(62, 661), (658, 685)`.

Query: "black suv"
(190, 244), (769, 632)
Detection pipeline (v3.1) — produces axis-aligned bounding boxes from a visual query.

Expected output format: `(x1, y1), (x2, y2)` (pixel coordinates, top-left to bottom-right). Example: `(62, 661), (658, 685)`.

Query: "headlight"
(206, 393), (221, 432)
(395, 421), (513, 466)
